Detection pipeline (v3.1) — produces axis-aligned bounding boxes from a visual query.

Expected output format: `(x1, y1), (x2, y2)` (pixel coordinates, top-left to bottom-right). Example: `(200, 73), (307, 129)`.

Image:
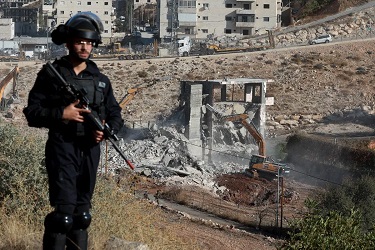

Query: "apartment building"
(52, 0), (114, 43)
(134, 0), (156, 9)
(0, 0), (42, 36)
(158, 0), (282, 40)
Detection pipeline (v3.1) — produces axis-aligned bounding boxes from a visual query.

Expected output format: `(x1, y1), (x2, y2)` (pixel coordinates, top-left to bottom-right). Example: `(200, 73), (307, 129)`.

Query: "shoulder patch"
(98, 81), (106, 88)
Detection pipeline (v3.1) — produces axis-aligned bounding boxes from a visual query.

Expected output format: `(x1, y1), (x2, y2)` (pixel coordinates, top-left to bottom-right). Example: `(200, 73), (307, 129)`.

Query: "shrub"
(283, 177), (375, 249)
(0, 123), (49, 249)
(137, 70), (148, 78)
(317, 176), (375, 230)
(283, 209), (375, 249)
(0, 124), (48, 213)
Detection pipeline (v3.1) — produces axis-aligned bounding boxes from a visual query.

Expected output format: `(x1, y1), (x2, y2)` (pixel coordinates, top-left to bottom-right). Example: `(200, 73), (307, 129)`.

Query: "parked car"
(2, 48), (17, 55)
(308, 34), (332, 45)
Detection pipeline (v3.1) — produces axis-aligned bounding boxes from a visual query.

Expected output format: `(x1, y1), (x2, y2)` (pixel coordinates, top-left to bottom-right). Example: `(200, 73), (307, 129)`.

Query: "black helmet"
(51, 12), (103, 47)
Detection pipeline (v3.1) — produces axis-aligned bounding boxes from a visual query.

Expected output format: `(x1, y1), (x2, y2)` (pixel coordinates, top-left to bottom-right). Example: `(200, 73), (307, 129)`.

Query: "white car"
(309, 34), (332, 45)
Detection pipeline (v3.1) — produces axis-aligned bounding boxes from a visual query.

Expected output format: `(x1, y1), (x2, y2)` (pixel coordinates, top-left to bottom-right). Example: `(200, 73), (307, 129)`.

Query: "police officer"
(23, 12), (123, 249)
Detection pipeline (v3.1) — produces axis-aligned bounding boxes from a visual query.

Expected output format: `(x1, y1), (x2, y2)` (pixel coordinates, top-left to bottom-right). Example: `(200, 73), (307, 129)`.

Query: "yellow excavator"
(202, 30), (275, 55)
(118, 81), (156, 109)
(206, 104), (289, 179)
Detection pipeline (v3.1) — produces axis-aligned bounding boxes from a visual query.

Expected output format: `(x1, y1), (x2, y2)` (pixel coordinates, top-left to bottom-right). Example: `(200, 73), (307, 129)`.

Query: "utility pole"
(168, 0), (178, 55)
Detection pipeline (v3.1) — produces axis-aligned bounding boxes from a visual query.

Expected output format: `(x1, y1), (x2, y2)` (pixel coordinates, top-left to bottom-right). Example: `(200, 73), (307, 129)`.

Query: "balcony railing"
(236, 9), (255, 15)
(178, 21), (197, 27)
(236, 22), (255, 28)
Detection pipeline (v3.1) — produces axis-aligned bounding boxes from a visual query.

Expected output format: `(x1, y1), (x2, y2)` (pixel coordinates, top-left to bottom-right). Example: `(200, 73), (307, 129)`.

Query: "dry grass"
(90, 176), (199, 249)
(0, 122), (200, 250)
(0, 176), (200, 250)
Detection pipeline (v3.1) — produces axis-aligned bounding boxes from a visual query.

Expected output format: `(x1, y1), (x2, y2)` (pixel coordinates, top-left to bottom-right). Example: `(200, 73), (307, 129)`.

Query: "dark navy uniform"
(23, 56), (122, 249)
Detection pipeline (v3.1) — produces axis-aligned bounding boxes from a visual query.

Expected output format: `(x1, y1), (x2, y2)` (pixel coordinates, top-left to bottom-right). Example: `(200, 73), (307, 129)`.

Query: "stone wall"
(245, 7), (375, 47)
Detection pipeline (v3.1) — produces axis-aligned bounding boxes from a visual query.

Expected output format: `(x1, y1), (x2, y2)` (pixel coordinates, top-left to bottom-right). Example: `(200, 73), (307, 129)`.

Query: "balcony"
(236, 22), (255, 28)
(179, 8), (197, 14)
(179, 21), (197, 27)
(236, 9), (255, 15)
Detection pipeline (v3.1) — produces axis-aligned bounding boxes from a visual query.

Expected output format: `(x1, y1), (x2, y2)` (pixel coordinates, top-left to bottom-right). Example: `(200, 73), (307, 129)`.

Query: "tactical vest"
(59, 67), (106, 136)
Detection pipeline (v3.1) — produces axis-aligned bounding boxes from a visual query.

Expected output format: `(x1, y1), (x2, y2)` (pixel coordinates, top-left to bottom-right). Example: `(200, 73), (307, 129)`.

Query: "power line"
(116, 128), (359, 187)
(183, 138), (352, 187)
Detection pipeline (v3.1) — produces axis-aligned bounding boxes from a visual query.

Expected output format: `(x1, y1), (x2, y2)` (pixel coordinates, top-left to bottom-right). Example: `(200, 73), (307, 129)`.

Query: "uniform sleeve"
(23, 69), (65, 128)
(101, 75), (123, 134)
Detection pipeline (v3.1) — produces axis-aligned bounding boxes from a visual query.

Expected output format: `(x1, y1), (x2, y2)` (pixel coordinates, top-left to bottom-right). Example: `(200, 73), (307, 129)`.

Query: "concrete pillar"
(181, 82), (203, 159)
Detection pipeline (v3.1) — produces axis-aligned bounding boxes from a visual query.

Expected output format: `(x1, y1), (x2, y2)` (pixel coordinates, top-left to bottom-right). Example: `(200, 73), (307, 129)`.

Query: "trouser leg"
(43, 233), (67, 250)
(43, 211), (73, 250)
(66, 230), (88, 250)
(66, 211), (92, 250)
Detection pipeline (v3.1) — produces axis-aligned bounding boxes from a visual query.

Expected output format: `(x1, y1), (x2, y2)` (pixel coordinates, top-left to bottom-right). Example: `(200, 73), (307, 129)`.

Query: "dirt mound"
(216, 173), (279, 206)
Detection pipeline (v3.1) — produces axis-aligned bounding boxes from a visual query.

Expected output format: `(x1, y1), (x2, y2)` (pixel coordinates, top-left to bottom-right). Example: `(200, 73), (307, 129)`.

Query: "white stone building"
(158, 0), (282, 40)
(53, 0), (114, 43)
(0, 18), (15, 40)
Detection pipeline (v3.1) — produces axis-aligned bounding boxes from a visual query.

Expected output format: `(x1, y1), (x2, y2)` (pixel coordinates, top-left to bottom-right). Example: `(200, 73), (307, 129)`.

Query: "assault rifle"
(44, 61), (134, 170)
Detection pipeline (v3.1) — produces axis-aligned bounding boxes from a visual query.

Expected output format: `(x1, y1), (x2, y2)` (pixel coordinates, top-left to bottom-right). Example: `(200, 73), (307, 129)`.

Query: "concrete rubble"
(102, 123), (254, 193)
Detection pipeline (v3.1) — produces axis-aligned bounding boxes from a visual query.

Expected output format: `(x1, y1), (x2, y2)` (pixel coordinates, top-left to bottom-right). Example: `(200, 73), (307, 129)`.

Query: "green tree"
(283, 209), (375, 249)
(283, 177), (375, 249)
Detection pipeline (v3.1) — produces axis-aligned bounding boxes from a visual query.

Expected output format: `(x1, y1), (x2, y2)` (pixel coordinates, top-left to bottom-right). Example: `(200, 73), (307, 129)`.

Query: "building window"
(264, 4), (270, 9)
(179, 1), (196, 8)
(77, 1), (81, 5)
(87, 1), (91, 5)
(202, 3), (209, 9)
(60, 11), (64, 14)
(104, 11), (108, 15)
(243, 30), (249, 35)
(225, 16), (232, 21)
(104, 1), (108, 5)
(202, 29), (208, 33)
(244, 4), (250, 10)
(225, 29), (232, 34)
(225, 4), (233, 8)
(203, 16), (208, 20)
(263, 17), (270, 22)
(104, 30), (108, 33)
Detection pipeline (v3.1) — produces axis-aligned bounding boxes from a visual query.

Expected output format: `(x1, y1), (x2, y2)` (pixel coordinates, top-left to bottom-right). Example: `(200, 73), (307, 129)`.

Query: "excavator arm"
(205, 104), (266, 156)
(118, 80), (156, 109)
(224, 114), (266, 156)
(119, 88), (138, 109)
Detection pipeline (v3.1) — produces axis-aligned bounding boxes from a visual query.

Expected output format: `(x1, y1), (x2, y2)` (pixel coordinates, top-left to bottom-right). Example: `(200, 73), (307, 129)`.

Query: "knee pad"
(44, 211), (73, 234)
(72, 211), (92, 230)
